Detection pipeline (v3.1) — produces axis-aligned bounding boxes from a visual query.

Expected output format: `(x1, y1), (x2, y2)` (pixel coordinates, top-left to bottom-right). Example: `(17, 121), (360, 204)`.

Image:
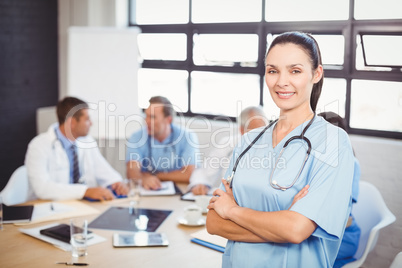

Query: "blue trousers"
(334, 218), (361, 268)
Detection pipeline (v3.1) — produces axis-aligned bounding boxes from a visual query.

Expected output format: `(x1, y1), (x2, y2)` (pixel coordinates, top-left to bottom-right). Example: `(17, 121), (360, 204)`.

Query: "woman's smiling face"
(265, 43), (322, 113)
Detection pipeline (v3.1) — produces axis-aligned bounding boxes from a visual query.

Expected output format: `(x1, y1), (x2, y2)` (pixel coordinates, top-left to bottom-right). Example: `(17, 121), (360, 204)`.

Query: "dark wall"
(0, 0), (58, 191)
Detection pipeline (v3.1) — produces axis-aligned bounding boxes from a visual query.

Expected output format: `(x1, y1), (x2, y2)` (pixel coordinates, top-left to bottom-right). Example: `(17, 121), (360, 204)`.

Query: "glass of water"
(70, 219), (88, 257)
(126, 178), (141, 213)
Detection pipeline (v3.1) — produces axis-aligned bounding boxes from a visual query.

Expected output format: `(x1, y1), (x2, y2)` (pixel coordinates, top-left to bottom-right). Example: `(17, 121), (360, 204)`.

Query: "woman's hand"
(288, 185), (309, 210)
(207, 178), (238, 220)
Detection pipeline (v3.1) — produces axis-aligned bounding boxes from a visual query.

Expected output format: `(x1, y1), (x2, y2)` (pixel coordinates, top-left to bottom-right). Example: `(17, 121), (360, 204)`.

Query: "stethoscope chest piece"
(225, 172), (234, 188)
(271, 179), (287, 191)
(147, 165), (153, 172)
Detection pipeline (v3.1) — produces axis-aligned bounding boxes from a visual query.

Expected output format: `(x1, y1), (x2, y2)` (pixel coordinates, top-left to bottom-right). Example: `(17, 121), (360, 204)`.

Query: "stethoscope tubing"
(228, 114), (316, 190)
(146, 125), (176, 173)
(228, 119), (278, 188)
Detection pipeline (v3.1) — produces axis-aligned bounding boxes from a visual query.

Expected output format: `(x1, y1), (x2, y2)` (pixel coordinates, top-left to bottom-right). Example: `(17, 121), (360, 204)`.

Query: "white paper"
(15, 200), (100, 226)
(140, 181), (176, 196)
(181, 191), (213, 201)
(20, 223), (107, 251)
(32, 202), (75, 221)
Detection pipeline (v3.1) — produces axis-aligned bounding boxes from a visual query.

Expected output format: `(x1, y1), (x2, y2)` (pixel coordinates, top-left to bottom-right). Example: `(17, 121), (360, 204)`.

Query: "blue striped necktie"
(71, 145), (80, 183)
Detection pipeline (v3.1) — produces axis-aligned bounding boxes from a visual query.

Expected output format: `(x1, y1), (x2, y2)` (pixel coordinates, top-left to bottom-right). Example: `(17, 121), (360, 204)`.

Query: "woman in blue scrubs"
(318, 111), (361, 268)
(206, 32), (355, 268)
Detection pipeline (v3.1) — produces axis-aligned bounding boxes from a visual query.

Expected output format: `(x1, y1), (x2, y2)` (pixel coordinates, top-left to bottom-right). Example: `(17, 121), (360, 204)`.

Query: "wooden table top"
(0, 187), (222, 268)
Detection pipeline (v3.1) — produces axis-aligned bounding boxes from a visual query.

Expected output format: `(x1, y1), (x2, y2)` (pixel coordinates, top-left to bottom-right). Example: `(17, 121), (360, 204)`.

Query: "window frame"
(129, 0), (402, 139)
(359, 30), (402, 70)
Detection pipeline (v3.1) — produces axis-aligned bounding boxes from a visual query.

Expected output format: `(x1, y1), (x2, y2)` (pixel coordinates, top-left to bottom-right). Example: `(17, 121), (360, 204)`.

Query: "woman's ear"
(313, 65), (323, 83)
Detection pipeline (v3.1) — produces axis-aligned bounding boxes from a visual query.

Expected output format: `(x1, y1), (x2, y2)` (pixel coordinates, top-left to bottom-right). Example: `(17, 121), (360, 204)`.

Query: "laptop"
(3, 204), (34, 223)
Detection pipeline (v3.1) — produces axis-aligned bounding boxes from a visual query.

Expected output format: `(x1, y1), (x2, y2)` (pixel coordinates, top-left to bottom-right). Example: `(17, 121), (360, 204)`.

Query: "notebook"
(139, 181), (181, 196)
(3, 204), (34, 223)
(190, 228), (227, 253)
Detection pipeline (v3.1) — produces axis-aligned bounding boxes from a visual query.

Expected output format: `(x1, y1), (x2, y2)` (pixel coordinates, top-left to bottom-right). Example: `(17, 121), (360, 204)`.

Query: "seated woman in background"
(319, 111), (361, 268)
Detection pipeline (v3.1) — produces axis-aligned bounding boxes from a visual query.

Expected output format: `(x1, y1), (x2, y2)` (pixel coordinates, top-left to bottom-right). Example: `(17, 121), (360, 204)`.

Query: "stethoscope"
(226, 114), (316, 191)
(145, 125), (176, 173)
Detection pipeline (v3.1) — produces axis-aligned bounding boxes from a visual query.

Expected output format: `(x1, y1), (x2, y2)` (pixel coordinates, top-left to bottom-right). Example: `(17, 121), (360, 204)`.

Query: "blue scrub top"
(351, 158), (360, 204)
(220, 116), (354, 268)
(126, 124), (200, 173)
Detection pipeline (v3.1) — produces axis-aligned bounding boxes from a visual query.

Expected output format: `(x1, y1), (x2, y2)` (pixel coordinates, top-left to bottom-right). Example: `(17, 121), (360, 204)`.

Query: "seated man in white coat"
(189, 106), (268, 195)
(25, 97), (128, 201)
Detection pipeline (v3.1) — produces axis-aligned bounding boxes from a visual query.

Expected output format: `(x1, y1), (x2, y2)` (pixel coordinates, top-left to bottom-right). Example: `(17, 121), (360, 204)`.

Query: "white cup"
(70, 219), (88, 257)
(183, 205), (202, 225)
(195, 195), (212, 214)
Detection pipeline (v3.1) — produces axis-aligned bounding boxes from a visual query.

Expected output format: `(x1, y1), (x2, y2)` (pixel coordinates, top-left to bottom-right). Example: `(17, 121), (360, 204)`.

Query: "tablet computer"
(113, 232), (169, 247)
(40, 224), (93, 243)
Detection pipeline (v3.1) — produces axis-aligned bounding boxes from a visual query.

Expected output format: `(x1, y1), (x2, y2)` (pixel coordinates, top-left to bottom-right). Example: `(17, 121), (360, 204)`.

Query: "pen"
(154, 186), (168, 191)
(56, 262), (89, 266)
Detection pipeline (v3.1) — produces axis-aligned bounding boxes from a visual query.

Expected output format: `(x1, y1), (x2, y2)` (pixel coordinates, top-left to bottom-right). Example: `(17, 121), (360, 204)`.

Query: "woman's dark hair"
(266, 31), (324, 112)
(318, 111), (347, 132)
(319, 111), (355, 156)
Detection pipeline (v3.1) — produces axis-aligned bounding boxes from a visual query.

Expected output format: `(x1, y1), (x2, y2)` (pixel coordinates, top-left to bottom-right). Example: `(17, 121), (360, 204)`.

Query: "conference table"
(0, 184), (222, 268)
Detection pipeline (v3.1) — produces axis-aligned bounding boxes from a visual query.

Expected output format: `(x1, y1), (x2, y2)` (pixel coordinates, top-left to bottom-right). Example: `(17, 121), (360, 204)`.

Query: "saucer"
(178, 217), (206, 227)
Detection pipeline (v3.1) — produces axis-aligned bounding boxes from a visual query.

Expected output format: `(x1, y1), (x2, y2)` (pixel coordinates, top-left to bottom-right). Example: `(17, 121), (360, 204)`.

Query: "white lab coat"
(25, 124), (122, 200)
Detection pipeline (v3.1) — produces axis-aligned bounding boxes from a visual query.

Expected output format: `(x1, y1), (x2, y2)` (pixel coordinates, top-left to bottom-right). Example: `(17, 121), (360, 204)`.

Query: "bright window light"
(138, 34), (187, 61)
(265, 0), (349, 21)
(193, 34), (258, 67)
(351, 80), (402, 132)
(191, 71), (260, 117)
(354, 0), (402, 20)
(132, 0), (189, 25)
(362, 35), (402, 67)
(192, 0), (262, 23)
(138, 69), (189, 112)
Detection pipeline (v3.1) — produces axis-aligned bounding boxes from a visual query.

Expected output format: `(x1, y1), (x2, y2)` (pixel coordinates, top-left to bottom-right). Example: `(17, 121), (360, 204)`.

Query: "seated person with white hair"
(189, 106), (268, 195)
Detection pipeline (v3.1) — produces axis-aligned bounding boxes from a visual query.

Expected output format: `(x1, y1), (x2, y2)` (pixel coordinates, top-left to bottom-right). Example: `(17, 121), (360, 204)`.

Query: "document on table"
(20, 223), (106, 251)
(181, 191), (213, 201)
(32, 202), (75, 219)
(14, 200), (99, 226)
(140, 181), (176, 196)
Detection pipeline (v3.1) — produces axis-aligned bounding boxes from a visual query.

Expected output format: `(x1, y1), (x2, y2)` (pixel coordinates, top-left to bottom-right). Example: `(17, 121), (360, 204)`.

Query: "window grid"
(129, 0), (402, 139)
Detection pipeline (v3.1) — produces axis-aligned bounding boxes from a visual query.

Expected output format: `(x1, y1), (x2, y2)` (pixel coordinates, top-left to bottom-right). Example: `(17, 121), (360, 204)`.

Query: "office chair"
(390, 252), (402, 268)
(343, 181), (396, 268)
(0, 165), (34, 205)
